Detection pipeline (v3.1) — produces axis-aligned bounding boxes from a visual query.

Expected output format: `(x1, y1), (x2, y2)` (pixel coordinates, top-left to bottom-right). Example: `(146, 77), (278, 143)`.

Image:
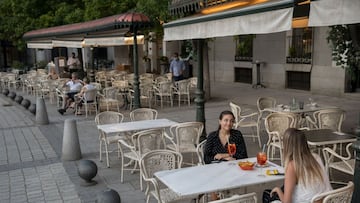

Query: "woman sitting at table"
(204, 110), (248, 164)
(270, 128), (332, 203)
(47, 67), (59, 80)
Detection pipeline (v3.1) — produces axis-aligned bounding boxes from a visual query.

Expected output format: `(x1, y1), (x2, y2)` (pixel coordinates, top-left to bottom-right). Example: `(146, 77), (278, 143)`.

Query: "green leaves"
(327, 25), (360, 81)
(0, 0), (170, 50)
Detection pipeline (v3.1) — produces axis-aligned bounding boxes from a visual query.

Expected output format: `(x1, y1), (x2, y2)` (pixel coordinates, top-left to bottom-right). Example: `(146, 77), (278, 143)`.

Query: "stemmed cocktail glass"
(257, 151), (267, 177)
(227, 142), (236, 165)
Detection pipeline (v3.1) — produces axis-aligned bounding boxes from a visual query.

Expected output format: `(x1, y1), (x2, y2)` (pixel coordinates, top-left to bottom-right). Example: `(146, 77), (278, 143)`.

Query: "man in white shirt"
(58, 72), (83, 115)
(67, 52), (81, 73)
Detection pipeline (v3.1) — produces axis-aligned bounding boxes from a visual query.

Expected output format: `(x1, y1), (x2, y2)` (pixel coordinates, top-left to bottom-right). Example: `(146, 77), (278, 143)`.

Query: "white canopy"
(82, 35), (144, 47)
(164, 0), (294, 41)
(308, 0), (360, 27)
(52, 40), (83, 48)
(27, 42), (52, 49)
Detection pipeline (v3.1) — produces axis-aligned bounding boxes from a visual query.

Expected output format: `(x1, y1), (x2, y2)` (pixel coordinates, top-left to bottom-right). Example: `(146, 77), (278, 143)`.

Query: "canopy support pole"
(195, 39), (206, 140)
(133, 27), (141, 109)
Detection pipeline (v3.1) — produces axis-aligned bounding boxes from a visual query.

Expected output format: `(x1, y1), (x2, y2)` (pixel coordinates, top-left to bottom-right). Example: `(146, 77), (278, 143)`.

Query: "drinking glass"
(257, 152), (267, 176)
(227, 143), (236, 165)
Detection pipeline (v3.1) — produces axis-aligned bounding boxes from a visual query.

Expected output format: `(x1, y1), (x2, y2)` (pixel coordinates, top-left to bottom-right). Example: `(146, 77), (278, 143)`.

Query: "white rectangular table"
(97, 118), (178, 134)
(154, 157), (284, 198)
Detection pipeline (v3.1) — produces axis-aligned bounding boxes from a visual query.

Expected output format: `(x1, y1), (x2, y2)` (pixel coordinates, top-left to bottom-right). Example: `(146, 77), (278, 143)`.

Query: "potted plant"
(158, 56), (169, 65)
(11, 60), (25, 74)
(35, 60), (47, 69)
(142, 56), (151, 72)
(158, 56), (169, 74)
(327, 25), (360, 92)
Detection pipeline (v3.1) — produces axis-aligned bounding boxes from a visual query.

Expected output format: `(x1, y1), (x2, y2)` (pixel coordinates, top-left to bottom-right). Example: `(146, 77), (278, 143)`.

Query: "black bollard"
(29, 103), (36, 115)
(21, 99), (31, 109)
(8, 92), (16, 100)
(78, 160), (97, 186)
(96, 189), (121, 203)
(2, 89), (9, 96)
(14, 95), (23, 104)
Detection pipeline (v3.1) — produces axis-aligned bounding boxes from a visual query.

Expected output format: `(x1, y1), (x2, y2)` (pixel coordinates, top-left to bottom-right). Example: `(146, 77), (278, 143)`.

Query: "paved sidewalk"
(0, 82), (358, 202)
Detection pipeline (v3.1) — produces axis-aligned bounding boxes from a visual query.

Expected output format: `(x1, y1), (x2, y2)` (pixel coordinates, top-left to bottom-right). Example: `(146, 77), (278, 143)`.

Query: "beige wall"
(164, 26), (346, 96)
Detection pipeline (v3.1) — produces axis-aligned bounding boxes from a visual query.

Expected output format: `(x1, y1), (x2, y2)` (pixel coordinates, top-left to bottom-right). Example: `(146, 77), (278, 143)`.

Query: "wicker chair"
(165, 122), (204, 166)
(230, 101), (261, 148)
(153, 81), (173, 109)
(323, 143), (355, 182)
(130, 108), (158, 121)
(265, 112), (296, 166)
(257, 97), (276, 128)
(118, 129), (164, 191)
(75, 88), (98, 117)
(173, 79), (191, 107)
(196, 140), (206, 165)
(140, 150), (184, 203)
(95, 111), (124, 167)
(306, 108), (345, 132)
(311, 181), (353, 203)
(209, 193), (258, 203)
(98, 87), (120, 112)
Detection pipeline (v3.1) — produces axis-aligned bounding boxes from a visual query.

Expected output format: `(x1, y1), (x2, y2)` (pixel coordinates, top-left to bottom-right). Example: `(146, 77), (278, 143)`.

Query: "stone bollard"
(62, 119), (82, 161)
(96, 189), (121, 203)
(35, 97), (49, 125)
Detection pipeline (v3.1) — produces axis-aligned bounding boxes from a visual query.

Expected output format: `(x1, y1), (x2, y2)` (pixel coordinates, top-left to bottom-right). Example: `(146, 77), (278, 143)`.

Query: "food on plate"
(238, 161), (255, 170)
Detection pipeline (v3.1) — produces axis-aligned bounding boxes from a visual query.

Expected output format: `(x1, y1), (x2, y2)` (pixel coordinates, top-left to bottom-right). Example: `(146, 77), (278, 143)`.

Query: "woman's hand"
(214, 153), (230, 160)
(270, 187), (282, 197)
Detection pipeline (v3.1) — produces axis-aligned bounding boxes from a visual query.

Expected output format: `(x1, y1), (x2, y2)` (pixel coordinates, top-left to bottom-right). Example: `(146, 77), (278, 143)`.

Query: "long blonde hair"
(283, 128), (324, 186)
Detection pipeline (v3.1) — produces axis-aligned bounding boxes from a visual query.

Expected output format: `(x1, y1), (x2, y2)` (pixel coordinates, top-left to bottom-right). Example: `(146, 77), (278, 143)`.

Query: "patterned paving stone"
(0, 163), (81, 203)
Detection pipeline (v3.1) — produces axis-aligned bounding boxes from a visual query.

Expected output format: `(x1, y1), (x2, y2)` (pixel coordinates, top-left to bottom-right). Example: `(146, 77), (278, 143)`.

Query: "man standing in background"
(169, 52), (185, 81)
(67, 52), (81, 74)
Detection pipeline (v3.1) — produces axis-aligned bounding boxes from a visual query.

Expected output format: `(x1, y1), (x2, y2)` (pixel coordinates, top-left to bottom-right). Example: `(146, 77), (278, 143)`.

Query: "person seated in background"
(204, 110), (248, 201)
(270, 128), (332, 203)
(47, 67), (59, 80)
(74, 77), (95, 115)
(58, 72), (83, 115)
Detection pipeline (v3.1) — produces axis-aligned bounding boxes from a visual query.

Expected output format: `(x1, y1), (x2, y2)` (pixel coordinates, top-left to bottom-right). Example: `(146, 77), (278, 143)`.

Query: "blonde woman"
(47, 67), (59, 80)
(270, 128), (332, 203)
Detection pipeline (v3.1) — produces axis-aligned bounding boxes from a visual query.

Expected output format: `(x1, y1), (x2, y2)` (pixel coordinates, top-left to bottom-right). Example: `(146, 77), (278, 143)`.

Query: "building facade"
(164, 0), (360, 96)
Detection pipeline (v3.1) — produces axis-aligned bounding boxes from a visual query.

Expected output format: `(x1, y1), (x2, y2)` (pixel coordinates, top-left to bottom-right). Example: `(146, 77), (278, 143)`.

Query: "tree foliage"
(0, 0), (171, 50)
(327, 25), (360, 80)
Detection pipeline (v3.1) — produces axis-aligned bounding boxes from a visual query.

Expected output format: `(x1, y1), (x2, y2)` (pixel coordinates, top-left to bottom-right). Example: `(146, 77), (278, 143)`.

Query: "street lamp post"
(195, 39), (206, 140)
(352, 115), (360, 203)
(132, 27), (141, 109)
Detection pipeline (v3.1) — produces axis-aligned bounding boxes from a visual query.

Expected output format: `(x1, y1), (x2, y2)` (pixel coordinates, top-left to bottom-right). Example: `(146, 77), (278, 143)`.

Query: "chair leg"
(104, 142), (110, 168)
(99, 141), (103, 162)
(187, 94), (190, 106)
